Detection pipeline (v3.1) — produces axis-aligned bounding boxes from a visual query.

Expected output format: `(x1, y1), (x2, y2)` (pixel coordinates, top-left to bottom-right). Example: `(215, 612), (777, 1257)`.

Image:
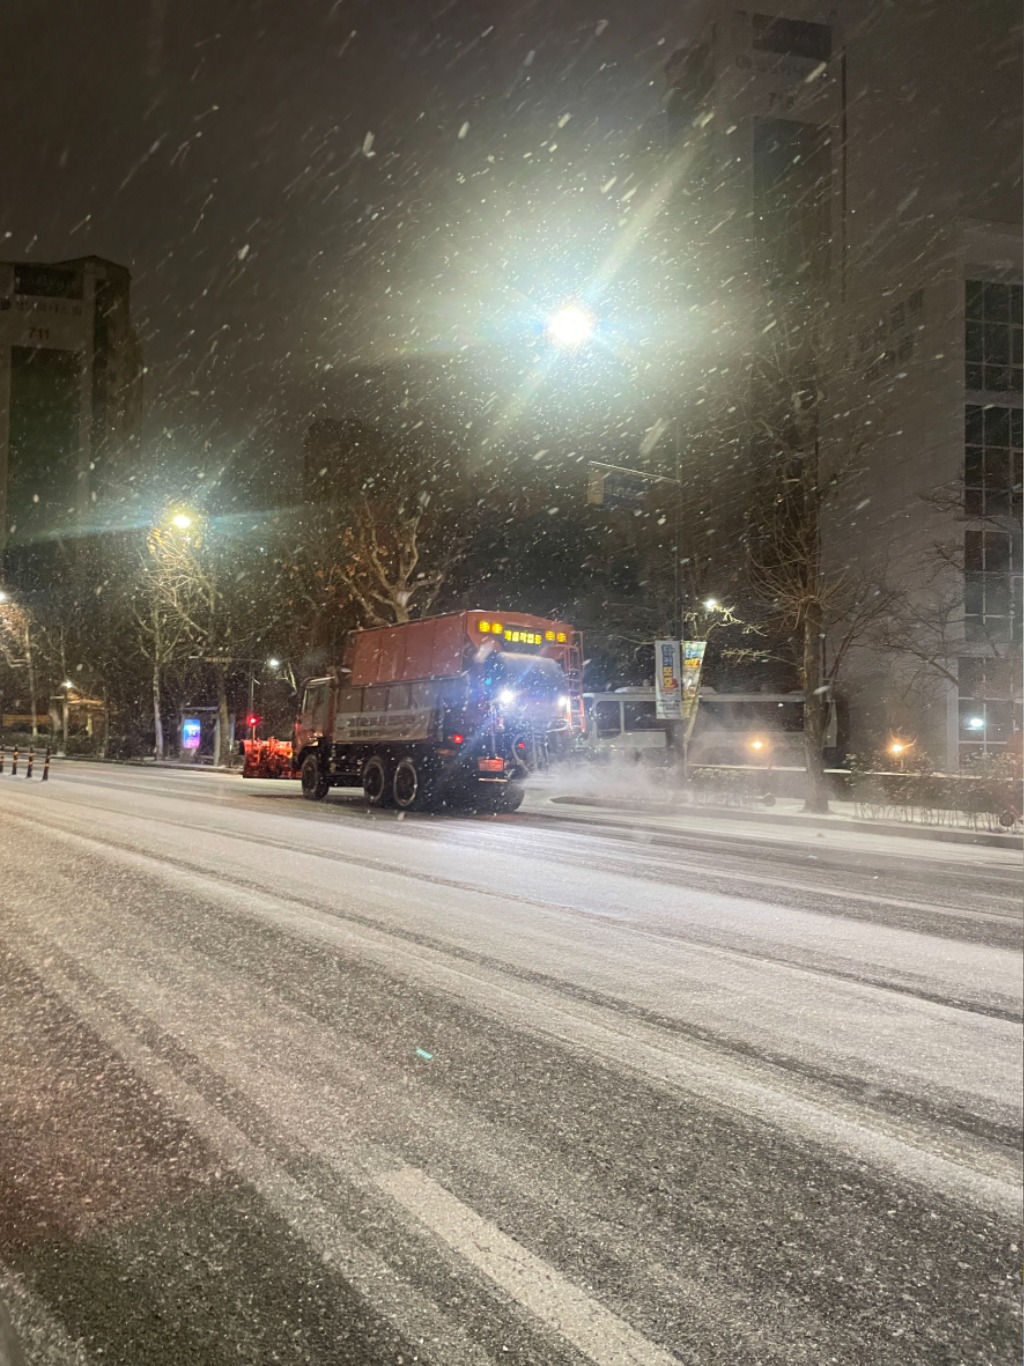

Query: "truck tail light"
(451, 733), (464, 745)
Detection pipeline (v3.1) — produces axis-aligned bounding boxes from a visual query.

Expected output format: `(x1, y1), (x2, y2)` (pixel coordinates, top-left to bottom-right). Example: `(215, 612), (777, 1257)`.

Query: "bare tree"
(289, 418), (471, 633)
(740, 307), (894, 811)
(133, 573), (192, 760)
(0, 594), (39, 738)
(867, 482), (1021, 758)
(142, 521), (274, 765)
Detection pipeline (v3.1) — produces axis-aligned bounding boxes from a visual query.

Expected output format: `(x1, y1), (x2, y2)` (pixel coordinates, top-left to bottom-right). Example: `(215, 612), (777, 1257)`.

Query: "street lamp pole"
(671, 417), (689, 786)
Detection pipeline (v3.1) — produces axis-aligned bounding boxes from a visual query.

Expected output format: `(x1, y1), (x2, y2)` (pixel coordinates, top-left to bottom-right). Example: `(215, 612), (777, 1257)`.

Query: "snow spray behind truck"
(243, 610), (583, 812)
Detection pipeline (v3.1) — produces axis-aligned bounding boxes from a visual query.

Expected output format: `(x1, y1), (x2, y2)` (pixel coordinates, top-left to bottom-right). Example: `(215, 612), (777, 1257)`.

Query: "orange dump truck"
(243, 609), (583, 812)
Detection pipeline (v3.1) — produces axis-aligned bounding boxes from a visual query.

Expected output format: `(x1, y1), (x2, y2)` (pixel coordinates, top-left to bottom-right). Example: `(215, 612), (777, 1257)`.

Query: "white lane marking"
(10, 941), (499, 1366)
(379, 1165), (681, 1366)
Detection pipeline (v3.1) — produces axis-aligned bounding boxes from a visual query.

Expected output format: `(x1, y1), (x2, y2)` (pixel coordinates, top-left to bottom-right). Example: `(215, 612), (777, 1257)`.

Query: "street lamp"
(887, 738), (912, 772)
(170, 512), (193, 531)
(704, 598), (719, 612)
(267, 657), (281, 669)
(546, 303), (595, 349)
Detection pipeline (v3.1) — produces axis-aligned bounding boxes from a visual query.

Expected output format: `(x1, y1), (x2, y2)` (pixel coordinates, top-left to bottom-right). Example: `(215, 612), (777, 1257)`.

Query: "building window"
(752, 15), (832, 62)
(958, 657), (1020, 764)
(13, 264), (81, 299)
(964, 404), (1023, 516)
(963, 529), (1021, 643)
(965, 279), (1023, 394)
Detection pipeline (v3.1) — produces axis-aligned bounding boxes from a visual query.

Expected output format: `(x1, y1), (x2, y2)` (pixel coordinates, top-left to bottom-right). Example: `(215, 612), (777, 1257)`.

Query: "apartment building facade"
(0, 255), (142, 571)
(658, 1), (1021, 769)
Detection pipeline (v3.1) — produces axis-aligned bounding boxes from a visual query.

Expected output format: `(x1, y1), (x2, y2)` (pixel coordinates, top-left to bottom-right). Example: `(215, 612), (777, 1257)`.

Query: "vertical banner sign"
(681, 640), (708, 739)
(655, 640), (683, 720)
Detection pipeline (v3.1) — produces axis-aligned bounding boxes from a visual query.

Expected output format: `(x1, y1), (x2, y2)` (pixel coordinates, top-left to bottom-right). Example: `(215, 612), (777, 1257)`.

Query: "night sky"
(1, 0), (706, 501)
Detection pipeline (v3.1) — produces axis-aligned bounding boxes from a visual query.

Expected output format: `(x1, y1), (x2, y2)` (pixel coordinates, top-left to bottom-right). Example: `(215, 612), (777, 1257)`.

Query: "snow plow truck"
(242, 610), (583, 812)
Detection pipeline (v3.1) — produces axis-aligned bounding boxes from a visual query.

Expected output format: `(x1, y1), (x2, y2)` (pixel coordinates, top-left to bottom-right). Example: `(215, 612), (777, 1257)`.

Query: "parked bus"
(581, 687), (836, 767)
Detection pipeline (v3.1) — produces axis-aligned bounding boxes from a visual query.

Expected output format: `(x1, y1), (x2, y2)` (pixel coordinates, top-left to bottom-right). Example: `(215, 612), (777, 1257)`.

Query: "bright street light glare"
(0, 591), (7, 603)
(267, 658), (281, 669)
(170, 513), (192, 530)
(499, 688), (517, 706)
(704, 598), (719, 611)
(62, 680), (74, 689)
(546, 304), (595, 349)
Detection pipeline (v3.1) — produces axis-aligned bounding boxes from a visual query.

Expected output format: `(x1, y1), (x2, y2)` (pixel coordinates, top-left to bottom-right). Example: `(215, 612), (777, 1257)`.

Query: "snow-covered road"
(1, 763), (1020, 1364)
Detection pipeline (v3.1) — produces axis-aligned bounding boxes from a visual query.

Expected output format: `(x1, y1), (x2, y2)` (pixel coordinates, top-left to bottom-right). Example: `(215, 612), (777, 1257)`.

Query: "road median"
(539, 793), (1023, 851)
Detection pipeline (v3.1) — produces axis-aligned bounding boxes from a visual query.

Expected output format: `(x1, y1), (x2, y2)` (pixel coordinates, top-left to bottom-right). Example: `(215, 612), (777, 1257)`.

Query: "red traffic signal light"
(247, 714), (260, 728)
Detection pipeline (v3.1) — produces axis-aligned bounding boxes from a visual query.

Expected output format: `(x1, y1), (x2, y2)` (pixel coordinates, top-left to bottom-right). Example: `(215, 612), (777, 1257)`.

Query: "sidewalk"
(54, 754), (233, 772)
(524, 777), (1024, 852)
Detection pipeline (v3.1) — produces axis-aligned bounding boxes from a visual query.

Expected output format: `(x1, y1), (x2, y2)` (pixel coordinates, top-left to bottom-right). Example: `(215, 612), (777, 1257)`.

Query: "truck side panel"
(349, 614), (473, 686)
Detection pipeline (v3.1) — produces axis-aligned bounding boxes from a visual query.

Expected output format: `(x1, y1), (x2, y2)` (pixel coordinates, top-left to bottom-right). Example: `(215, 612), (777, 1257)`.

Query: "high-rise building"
(0, 255), (142, 569)
(657, 1), (1021, 769)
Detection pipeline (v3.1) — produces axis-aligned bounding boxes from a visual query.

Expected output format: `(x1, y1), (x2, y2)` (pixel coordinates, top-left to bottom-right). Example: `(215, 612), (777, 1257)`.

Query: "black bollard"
(41, 748), (51, 782)
(25, 747), (33, 779)
(11, 747), (17, 777)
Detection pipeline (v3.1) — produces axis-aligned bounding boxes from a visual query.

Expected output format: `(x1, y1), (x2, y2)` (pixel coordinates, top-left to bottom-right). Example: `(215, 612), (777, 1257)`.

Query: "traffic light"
(247, 714), (260, 728)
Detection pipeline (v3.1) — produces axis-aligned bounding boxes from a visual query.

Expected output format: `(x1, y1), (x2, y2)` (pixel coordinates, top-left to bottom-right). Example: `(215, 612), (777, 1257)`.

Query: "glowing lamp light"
(704, 598), (719, 611)
(267, 657), (281, 669)
(479, 621), (491, 633)
(546, 303), (595, 349)
(247, 714), (260, 728)
(749, 738), (766, 752)
(62, 679), (74, 689)
(170, 512), (192, 530)
(499, 689), (517, 706)
(964, 716), (985, 731)
(451, 733), (464, 745)
(888, 740), (908, 756)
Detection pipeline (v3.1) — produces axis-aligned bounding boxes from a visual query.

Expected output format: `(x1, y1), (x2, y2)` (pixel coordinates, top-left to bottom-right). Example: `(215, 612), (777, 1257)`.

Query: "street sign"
(681, 641), (707, 738)
(654, 640), (683, 720)
(586, 465), (647, 511)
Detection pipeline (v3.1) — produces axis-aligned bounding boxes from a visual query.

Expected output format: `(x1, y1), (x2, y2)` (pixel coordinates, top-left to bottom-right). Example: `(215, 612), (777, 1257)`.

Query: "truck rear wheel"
(494, 782), (526, 813)
(475, 781), (525, 814)
(362, 754), (393, 808)
(392, 755), (437, 812)
(300, 753), (328, 801)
